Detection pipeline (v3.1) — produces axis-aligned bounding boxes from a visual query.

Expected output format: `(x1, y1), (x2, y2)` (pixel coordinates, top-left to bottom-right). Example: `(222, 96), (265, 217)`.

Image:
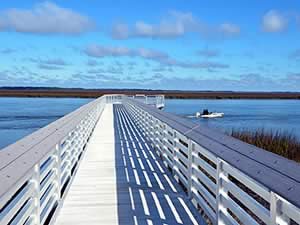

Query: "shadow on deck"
(113, 104), (206, 225)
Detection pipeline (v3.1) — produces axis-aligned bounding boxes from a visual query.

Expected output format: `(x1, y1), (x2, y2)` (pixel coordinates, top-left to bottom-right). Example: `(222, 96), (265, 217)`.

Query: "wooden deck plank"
(55, 104), (118, 225)
(55, 103), (206, 225)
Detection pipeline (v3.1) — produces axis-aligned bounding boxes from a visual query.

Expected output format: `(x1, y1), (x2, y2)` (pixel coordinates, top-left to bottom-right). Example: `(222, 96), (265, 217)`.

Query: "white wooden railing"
(0, 96), (108, 225)
(129, 94), (165, 109)
(1, 95), (299, 225)
(0, 95), (165, 225)
(124, 99), (300, 225)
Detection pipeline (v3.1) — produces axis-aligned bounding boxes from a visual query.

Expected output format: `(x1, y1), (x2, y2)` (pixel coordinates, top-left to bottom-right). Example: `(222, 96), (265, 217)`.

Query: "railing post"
(78, 124), (84, 152)
(160, 123), (165, 158)
(216, 158), (225, 225)
(271, 192), (290, 225)
(55, 143), (62, 200)
(32, 164), (41, 224)
(66, 134), (72, 178)
(172, 131), (177, 175)
(188, 139), (193, 199)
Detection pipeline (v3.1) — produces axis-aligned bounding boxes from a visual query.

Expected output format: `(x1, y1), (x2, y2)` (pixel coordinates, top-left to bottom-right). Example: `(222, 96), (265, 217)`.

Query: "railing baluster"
(188, 139), (193, 199)
(32, 164), (41, 224)
(216, 158), (225, 225)
(55, 143), (62, 200)
(271, 193), (291, 225)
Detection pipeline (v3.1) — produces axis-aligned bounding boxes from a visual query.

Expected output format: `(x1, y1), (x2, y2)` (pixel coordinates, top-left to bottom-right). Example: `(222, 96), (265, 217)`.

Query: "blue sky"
(0, 0), (299, 91)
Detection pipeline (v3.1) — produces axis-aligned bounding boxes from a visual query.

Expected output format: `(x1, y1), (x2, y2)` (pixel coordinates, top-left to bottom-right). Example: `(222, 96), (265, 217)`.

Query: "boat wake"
(186, 115), (197, 118)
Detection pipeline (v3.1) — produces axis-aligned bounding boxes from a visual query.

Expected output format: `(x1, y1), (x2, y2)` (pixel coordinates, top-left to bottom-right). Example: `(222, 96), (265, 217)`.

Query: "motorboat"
(196, 109), (224, 118)
(200, 112), (224, 118)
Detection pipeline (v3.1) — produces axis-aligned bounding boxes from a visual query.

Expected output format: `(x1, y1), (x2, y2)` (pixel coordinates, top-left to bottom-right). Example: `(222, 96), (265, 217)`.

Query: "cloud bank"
(29, 57), (69, 70)
(197, 49), (219, 58)
(0, 2), (94, 35)
(111, 11), (240, 39)
(84, 44), (229, 70)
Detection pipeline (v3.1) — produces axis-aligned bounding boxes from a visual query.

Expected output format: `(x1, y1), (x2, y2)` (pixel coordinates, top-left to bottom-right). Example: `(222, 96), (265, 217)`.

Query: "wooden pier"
(55, 104), (205, 225)
(1, 95), (300, 225)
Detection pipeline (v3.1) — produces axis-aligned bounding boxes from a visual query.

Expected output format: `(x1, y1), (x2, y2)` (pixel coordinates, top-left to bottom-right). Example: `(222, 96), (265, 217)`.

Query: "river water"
(0, 98), (299, 149)
(164, 99), (300, 139)
(0, 97), (92, 149)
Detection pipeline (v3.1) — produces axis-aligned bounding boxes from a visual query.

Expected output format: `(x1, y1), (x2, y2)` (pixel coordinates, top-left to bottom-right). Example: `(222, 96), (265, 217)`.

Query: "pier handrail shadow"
(114, 104), (206, 224)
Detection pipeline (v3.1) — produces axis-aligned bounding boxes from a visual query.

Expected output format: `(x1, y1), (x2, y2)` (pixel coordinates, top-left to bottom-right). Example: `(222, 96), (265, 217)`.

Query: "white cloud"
(197, 49), (219, 58)
(162, 59), (228, 69)
(111, 11), (240, 39)
(111, 11), (192, 39)
(0, 2), (94, 34)
(85, 45), (133, 57)
(88, 66), (123, 75)
(30, 57), (69, 66)
(133, 11), (194, 38)
(84, 45), (168, 61)
(28, 57), (69, 70)
(42, 58), (68, 66)
(87, 59), (100, 67)
(84, 44), (229, 70)
(0, 48), (16, 54)
(137, 48), (168, 60)
(286, 73), (300, 80)
(289, 49), (300, 60)
(38, 64), (63, 70)
(219, 23), (241, 36)
(0, 20), (6, 30)
(134, 22), (156, 37)
(111, 22), (129, 39)
(262, 10), (288, 32)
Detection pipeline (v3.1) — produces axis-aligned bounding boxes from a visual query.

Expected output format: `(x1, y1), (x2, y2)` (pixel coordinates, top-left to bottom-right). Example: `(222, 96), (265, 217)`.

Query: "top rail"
(124, 97), (300, 225)
(127, 94), (165, 109)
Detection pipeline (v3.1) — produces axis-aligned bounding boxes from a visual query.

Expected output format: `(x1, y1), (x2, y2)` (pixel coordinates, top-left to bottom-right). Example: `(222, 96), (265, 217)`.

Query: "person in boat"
(202, 109), (209, 115)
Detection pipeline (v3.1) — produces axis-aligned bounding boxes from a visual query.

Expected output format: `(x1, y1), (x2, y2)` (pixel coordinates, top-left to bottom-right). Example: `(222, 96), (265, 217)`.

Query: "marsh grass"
(229, 129), (300, 162)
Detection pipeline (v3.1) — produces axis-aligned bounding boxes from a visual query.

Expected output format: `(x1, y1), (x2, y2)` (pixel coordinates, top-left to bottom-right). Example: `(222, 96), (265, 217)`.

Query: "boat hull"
(200, 113), (224, 118)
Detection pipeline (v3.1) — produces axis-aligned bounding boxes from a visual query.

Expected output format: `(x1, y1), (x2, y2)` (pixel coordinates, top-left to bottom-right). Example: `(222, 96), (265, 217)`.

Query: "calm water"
(164, 99), (300, 140)
(0, 98), (299, 149)
(0, 97), (92, 149)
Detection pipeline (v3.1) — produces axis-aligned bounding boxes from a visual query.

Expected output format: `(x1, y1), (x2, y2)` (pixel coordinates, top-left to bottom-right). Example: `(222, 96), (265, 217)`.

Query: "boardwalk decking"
(55, 104), (117, 224)
(55, 104), (206, 225)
